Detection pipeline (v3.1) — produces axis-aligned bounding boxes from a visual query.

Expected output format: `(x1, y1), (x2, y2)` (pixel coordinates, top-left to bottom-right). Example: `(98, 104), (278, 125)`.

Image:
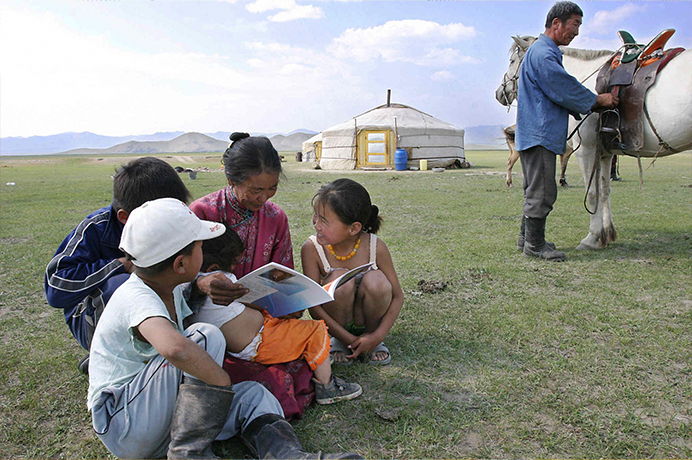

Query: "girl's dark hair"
(222, 132), (283, 185)
(545, 1), (583, 28)
(201, 224), (245, 273)
(129, 241), (196, 277)
(313, 178), (382, 234)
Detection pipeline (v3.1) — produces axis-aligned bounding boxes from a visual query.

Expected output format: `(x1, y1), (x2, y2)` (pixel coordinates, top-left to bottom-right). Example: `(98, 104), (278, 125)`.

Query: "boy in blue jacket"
(45, 157), (192, 366)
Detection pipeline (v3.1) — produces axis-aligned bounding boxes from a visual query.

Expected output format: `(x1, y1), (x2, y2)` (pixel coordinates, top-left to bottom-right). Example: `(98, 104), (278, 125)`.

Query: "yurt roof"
(302, 132), (322, 148)
(322, 103), (464, 137)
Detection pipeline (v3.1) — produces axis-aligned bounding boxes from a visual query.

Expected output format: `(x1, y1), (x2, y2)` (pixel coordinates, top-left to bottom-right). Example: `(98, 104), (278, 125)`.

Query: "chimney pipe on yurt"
(387, 89), (391, 107)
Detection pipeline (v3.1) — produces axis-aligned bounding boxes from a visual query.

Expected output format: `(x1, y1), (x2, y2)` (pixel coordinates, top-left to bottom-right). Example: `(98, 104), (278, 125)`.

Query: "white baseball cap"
(119, 198), (226, 268)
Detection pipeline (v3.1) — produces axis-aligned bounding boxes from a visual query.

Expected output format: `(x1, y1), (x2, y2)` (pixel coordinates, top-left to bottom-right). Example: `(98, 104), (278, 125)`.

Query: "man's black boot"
(240, 414), (362, 459)
(518, 215), (556, 252)
(523, 217), (566, 261)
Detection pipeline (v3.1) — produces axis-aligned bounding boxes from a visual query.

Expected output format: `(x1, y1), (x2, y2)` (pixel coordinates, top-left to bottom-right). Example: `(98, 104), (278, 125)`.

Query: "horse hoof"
(559, 180), (568, 187)
(576, 239), (599, 251)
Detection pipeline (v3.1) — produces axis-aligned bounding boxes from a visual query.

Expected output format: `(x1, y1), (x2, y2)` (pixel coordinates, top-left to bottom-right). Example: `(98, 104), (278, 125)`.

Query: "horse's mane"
(560, 47), (614, 60)
(511, 35), (614, 61)
(509, 35), (536, 54)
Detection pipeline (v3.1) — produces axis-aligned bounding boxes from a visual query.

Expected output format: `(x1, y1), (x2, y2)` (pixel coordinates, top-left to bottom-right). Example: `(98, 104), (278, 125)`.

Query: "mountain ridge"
(1, 125), (509, 155)
(60, 132), (316, 156)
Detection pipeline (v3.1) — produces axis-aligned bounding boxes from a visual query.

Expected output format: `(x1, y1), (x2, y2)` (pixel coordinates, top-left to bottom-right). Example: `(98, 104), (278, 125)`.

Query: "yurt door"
(357, 130), (392, 167)
(315, 141), (322, 162)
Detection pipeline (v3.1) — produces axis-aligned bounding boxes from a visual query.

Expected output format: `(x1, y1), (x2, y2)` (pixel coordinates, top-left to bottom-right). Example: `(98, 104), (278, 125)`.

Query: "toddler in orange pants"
(188, 224), (362, 405)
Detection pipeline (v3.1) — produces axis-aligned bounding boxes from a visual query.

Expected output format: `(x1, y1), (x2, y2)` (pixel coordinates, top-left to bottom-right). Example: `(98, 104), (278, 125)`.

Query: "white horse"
(496, 36), (692, 250)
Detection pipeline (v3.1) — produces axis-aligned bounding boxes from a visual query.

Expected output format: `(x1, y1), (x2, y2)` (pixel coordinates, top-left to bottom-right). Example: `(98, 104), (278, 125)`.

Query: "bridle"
(499, 45), (526, 108)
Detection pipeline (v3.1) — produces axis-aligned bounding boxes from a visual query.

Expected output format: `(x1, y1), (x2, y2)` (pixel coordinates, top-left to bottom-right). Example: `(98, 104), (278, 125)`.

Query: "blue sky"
(2, 0), (691, 138)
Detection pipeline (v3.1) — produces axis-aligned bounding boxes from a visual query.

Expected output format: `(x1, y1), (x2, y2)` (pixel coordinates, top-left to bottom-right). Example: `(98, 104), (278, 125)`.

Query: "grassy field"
(1, 151), (690, 459)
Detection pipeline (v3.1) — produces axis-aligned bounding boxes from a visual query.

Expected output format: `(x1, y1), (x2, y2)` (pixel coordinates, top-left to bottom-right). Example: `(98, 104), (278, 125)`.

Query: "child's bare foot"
(366, 343), (391, 365)
(329, 337), (353, 365)
(369, 351), (389, 361)
(331, 350), (350, 364)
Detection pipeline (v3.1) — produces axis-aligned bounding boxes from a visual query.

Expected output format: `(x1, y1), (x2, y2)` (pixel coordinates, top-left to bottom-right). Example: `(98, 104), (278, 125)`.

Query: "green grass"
(1, 151), (691, 458)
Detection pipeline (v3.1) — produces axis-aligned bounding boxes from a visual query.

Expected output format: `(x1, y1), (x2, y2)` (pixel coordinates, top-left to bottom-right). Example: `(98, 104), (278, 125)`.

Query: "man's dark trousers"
(519, 145), (558, 219)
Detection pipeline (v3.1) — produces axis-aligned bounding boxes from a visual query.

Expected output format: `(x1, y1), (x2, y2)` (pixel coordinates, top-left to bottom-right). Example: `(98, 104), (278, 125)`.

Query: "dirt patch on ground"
(0, 237), (29, 245)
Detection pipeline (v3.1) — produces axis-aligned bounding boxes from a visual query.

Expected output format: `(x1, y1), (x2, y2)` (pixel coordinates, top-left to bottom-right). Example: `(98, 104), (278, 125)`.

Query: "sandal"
(366, 342), (391, 366)
(329, 336), (353, 366)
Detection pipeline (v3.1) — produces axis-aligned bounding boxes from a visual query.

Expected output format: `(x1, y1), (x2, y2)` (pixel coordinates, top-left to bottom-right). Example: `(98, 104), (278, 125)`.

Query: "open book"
(235, 262), (373, 318)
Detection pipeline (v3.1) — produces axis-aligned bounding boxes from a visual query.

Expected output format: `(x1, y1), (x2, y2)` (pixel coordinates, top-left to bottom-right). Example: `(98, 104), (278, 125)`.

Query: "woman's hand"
(195, 272), (248, 306)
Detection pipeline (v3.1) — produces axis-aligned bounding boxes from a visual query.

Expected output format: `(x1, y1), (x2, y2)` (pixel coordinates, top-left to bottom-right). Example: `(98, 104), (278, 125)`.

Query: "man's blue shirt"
(515, 34), (597, 155)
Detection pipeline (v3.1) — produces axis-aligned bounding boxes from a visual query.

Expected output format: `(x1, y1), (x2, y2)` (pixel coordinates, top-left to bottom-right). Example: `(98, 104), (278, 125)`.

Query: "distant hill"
(1, 129), (318, 156)
(1, 131), (186, 155)
(270, 132), (314, 151)
(64, 133), (228, 155)
(55, 131), (314, 156)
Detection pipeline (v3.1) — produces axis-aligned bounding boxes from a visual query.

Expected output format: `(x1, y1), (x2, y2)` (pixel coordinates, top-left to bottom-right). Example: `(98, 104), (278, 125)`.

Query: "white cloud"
(247, 58), (268, 68)
(584, 3), (647, 36)
(269, 4), (324, 21)
(431, 70), (454, 82)
(246, 0), (323, 22)
(328, 19), (477, 66)
(0, 4), (377, 137)
(246, 0), (294, 13)
(278, 62), (311, 75)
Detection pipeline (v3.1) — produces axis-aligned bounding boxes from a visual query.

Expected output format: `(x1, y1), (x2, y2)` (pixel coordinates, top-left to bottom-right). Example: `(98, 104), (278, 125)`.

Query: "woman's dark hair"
(128, 241), (196, 277)
(222, 132), (283, 185)
(201, 224), (245, 273)
(313, 178), (382, 234)
(545, 1), (583, 28)
(112, 157), (192, 213)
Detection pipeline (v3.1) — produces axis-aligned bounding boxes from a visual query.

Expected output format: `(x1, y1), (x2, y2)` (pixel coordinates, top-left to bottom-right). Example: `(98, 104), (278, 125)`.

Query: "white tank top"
(309, 233), (378, 276)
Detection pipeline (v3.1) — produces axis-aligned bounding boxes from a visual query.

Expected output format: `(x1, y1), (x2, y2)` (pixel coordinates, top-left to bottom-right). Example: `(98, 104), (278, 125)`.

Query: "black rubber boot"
(167, 378), (235, 459)
(78, 354), (90, 375)
(517, 215), (556, 252)
(240, 414), (363, 459)
(523, 217), (566, 261)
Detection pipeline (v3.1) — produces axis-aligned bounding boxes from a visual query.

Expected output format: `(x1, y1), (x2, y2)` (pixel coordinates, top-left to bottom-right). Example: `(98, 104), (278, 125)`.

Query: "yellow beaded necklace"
(328, 236), (361, 261)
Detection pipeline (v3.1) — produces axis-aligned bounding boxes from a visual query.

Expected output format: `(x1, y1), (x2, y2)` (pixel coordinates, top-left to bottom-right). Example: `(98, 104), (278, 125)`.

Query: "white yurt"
(301, 133), (322, 163)
(315, 102), (467, 170)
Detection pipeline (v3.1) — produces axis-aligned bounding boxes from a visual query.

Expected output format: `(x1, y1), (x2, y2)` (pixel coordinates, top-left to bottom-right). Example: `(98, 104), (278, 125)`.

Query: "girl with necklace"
(301, 178), (404, 366)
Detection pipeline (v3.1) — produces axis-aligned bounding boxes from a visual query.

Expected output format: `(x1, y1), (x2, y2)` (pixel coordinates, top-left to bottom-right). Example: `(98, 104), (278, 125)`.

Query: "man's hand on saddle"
(593, 93), (619, 111)
(196, 272), (249, 306)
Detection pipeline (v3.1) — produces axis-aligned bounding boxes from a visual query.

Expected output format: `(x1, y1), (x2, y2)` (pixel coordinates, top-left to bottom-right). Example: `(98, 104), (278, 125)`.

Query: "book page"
(236, 263), (334, 317)
(323, 263), (374, 297)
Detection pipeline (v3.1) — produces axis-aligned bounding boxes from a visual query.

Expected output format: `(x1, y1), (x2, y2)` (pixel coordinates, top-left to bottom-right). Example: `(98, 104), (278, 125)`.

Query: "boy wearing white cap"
(86, 198), (285, 459)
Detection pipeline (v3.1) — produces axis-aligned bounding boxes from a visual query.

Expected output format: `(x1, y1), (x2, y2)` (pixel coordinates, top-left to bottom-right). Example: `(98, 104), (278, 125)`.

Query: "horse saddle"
(595, 29), (684, 151)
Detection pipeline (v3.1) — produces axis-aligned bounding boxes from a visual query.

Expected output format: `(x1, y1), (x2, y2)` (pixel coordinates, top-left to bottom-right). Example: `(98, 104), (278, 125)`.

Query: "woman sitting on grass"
(301, 178), (404, 365)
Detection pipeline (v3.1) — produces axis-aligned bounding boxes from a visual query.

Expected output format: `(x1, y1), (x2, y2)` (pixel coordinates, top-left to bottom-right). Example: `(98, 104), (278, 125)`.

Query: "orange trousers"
(255, 312), (330, 370)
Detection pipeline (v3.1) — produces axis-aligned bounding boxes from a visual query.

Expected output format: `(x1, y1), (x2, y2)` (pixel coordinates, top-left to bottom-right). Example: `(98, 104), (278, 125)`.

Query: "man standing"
(515, 1), (618, 261)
